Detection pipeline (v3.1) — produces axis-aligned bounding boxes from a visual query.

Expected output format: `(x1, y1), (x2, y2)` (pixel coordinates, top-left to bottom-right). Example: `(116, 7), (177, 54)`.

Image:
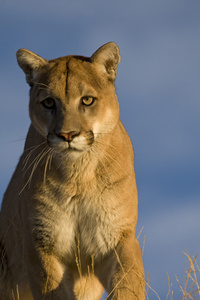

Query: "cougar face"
(28, 56), (119, 157)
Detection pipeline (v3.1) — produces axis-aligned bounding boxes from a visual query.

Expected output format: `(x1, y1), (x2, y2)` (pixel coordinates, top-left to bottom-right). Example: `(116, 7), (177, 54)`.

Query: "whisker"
(23, 143), (47, 173)
(38, 87), (46, 90)
(24, 141), (47, 153)
(48, 150), (54, 170)
(23, 141), (47, 170)
(95, 138), (122, 157)
(4, 137), (26, 143)
(43, 149), (53, 185)
(43, 154), (49, 185)
(90, 146), (122, 199)
(19, 146), (50, 195)
(31, 81), (50, 89)
(23, 148), (38, 171)
(90, 145), (112, 188)
(94, 143), (131, 179)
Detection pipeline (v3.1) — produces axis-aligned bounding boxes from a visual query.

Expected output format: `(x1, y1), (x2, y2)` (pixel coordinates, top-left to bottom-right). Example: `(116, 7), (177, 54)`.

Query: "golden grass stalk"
(175, 251), (200, 300)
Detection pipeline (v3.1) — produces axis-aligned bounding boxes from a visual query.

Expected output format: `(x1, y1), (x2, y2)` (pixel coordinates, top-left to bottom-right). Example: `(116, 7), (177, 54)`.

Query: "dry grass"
(145, 251), (200, 300)
(7, 243), (200, 299)
(175, 251), (200, 300)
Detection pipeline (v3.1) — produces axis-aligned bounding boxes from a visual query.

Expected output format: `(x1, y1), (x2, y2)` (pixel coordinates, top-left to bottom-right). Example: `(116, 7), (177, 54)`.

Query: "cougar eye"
(82, 96), (95, 106)
(42, 98), (55, 109)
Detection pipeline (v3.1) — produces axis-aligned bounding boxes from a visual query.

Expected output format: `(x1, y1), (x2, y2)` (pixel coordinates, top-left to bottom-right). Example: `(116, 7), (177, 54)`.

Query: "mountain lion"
(0, 42), (145, 299)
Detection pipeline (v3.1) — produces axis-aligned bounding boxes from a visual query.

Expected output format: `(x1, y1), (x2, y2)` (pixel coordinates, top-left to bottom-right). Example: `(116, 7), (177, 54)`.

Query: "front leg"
(98, 234), (145, 300)
(25, 248), (75, 300)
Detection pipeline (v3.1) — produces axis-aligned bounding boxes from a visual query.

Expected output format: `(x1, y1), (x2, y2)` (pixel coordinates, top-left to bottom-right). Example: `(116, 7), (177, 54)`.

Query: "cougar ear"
(91, 42), (121, 81)
(16, 49), (48, 85)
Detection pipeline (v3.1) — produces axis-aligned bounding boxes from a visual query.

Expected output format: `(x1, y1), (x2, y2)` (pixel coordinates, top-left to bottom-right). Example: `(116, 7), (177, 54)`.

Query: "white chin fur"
(47, 134), (89, 157)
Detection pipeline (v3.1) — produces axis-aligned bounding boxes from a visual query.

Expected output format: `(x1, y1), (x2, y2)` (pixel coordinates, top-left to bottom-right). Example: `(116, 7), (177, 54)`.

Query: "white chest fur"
(52, 191), (121, 264)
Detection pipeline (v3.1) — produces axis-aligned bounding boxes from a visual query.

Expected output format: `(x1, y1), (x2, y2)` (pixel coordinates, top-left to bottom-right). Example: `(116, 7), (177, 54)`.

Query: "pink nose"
(57, 131), (79, 142)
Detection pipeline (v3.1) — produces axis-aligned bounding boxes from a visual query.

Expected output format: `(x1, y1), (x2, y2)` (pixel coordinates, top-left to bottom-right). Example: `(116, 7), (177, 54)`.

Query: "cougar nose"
(56, 131), (79, 142)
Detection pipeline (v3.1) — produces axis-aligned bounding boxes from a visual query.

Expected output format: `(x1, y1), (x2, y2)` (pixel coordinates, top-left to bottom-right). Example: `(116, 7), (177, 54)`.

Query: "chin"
(53, 145), (89, 161)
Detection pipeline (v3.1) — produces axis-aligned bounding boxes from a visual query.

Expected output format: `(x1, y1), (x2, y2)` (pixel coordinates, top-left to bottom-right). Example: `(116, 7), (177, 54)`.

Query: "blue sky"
(0, 0), (200, 298)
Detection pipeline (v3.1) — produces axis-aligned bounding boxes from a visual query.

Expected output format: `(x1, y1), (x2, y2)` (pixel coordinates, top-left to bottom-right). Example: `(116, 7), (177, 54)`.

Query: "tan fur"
(0, 42), (145, 299)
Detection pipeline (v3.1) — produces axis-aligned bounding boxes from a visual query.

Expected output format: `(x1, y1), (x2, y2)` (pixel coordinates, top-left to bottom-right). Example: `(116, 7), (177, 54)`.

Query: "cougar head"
(16, 43), (121, 157)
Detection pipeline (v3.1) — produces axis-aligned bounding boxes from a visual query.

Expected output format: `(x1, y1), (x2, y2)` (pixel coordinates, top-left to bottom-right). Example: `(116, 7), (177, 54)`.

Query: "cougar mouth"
(47, 131), (94, 153)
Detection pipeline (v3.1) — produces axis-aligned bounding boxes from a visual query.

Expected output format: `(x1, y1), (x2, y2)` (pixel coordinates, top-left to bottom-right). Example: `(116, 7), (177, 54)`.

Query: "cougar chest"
(53, 189), (120, 264)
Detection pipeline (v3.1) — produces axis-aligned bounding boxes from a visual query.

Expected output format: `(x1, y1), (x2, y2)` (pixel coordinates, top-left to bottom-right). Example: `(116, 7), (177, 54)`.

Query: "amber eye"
(42, 98), (55, 109)
(82, 96), (95, 106)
